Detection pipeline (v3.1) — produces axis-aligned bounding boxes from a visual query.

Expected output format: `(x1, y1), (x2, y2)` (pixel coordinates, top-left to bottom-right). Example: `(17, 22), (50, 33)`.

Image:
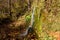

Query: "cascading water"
(19, 7), (35, 37)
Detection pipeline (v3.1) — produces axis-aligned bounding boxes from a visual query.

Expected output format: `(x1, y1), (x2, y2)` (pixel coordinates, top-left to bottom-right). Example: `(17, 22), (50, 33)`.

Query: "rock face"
(0, 0), (33, 40)
(1, 0), (36, 40)
(0, 0), (60, 40)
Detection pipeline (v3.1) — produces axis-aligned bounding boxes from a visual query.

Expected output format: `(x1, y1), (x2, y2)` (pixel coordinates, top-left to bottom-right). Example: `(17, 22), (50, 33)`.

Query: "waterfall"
(19, 7), (35, 36)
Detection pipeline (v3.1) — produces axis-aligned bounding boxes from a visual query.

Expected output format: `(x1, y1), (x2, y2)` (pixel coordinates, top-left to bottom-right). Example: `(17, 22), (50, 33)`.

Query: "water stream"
(19, 7), (35, 36)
